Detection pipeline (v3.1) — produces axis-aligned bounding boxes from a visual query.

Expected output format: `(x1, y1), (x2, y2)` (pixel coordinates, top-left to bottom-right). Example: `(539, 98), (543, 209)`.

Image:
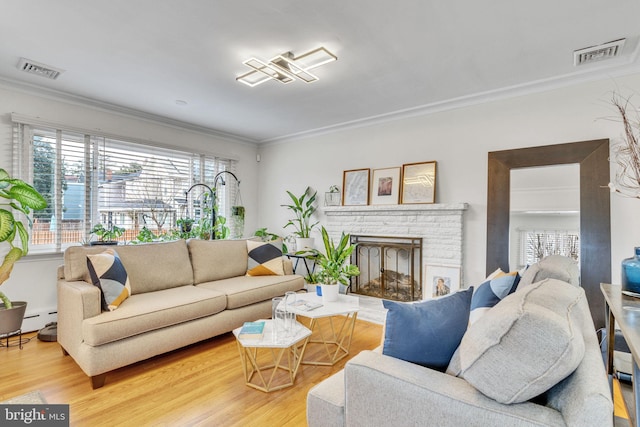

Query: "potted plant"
(0, 168), (47, 336)
(90, 223), (125, 245)
(304, 271), (322, 296)
(306, 226), (360, 302)
(176, 217), (194, 233)
(324, 184), (341, 206)
(282, 186), (318, 251)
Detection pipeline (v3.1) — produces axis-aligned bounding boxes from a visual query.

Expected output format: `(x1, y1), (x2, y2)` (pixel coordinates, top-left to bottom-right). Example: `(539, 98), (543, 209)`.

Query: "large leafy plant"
(0, 168), (47, 308)
(282, 187), (318, 238)
(307, 226), (360, 285)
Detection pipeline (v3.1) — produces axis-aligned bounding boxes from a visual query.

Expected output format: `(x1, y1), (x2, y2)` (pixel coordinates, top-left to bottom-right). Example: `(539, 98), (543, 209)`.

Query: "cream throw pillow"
(457, 278), (585, 404)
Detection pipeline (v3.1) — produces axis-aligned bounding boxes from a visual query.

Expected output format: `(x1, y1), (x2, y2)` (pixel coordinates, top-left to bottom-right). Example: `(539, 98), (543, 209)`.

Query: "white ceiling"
(1, 0), (640, 144)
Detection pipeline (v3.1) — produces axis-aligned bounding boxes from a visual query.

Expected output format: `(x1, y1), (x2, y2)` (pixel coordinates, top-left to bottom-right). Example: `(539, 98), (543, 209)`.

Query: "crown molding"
(260, 56), (640, 145)
(0, 77), (258, 146)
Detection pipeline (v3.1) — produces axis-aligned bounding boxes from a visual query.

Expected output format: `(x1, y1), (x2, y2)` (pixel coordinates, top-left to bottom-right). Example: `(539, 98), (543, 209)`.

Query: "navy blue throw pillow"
(382, 287), (473, 371)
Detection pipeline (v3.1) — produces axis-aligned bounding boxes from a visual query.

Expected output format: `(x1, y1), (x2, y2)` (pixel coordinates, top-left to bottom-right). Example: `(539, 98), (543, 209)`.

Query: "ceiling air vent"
(574, 39), (626, 66)
(17, 58), (64, 80)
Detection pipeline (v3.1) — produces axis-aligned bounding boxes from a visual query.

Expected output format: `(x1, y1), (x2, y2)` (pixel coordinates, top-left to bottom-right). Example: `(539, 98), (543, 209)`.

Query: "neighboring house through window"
(12, 115), (237, 254)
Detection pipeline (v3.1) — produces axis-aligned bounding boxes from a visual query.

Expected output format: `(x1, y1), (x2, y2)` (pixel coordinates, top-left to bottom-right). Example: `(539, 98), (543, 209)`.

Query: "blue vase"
(316, 285), (322, 296)
(622, 247), (640, 297)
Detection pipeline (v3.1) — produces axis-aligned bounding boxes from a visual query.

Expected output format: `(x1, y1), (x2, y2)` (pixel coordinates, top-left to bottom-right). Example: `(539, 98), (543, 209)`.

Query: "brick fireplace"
(323, 203), (468, 300)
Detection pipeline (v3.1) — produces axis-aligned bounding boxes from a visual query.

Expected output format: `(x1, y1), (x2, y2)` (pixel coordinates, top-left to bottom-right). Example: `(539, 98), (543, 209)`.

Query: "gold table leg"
(236, 338), (308, 392)
(300, 312), (358, 366)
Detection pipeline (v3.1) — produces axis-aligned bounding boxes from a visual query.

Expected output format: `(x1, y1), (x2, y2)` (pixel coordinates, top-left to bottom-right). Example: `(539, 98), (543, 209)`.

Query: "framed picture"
(342, 169), (370, 206)
(401, 161), (437, 204)
(371, 167), (401, 205)
(424, 265), (460, 299)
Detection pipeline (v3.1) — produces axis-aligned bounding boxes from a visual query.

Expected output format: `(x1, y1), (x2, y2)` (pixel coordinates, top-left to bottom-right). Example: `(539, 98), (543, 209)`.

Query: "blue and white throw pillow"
(469, 271), (520, 324)
(87, 249), (131, 311)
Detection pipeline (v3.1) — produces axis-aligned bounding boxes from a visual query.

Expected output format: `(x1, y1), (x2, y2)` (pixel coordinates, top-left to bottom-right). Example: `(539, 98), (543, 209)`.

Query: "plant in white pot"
(282, 186), (318, 251)
(307, 226), (360, 302)
(0, 168), (47, 336)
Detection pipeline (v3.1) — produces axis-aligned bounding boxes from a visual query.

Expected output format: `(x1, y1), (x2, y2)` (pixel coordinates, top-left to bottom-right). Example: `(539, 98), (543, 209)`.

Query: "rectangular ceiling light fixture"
(237, 46), (336, 87)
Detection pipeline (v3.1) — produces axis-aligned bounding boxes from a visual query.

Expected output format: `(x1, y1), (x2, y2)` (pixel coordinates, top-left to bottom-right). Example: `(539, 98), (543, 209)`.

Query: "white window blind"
(12, 120), (237, 254)
(518, 229), (580, 268)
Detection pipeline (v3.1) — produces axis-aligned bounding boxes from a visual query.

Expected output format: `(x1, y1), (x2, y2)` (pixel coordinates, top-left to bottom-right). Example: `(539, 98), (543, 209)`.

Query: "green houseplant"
(0, 168), (47, 334)
(282, 186), (318, 251)
(90, 223), (125, 245)
(306, 226), (360, 302)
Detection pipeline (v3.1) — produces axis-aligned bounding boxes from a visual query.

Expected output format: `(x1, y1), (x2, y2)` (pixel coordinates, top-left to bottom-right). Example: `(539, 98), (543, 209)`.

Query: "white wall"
(0, 84), (258, 330)
(4, 71), (640, 330)
(257, 72), (640, 288)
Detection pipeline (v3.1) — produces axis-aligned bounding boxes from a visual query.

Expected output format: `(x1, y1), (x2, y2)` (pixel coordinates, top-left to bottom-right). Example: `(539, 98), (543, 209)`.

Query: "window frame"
(12, 115), (238, 255)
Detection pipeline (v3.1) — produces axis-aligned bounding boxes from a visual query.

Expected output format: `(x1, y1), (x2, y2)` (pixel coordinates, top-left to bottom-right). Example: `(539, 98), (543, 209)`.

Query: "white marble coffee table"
(233, 319), (311, 392)
(287, 293), (360, 366)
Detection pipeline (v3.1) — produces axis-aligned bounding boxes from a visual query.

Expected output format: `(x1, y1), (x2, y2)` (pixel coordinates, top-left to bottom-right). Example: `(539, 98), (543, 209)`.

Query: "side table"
(233, 319), (311, 392)
(288, 293), (359, 366)
(284, 252), (316, 278)
(601, 283), (640, 426)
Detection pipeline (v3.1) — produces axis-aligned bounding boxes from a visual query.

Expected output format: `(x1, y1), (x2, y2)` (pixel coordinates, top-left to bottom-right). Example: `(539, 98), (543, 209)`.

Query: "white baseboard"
(22, 308), (58, 333)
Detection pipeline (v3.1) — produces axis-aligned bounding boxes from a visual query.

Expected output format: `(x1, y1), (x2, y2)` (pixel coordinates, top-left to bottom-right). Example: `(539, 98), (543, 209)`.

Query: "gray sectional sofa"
(307, 257), (613, 427)
(57, 239), (304, 388)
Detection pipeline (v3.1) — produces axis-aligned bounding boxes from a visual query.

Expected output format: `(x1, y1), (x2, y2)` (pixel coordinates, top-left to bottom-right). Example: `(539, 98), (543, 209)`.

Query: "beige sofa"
(57, 239), (304, 389)
(307, 257), (613, 427)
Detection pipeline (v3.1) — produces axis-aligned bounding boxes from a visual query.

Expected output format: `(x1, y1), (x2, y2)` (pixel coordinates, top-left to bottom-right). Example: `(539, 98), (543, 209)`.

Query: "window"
(518, 229), (580, 268)
(12, 117), (237, 254)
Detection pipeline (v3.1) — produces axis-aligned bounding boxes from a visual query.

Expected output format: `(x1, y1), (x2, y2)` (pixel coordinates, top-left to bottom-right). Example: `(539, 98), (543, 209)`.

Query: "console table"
(601, 283), (640, 426)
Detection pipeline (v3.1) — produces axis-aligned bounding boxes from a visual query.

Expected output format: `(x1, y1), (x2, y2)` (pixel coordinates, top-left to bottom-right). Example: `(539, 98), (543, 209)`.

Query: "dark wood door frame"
(487, 139), (611, 328)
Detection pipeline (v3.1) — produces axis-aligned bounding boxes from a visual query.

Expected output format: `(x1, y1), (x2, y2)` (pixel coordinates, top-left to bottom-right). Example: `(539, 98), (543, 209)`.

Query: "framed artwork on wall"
(401, 161), (437, 204)
(424, 265), (460, 299)
(371, 167), (401, 205)
(342, 168), (370, 206)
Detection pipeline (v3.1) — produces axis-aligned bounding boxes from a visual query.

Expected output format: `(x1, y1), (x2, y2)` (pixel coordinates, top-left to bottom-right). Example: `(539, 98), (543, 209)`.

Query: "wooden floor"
(0, 318), (382, 427)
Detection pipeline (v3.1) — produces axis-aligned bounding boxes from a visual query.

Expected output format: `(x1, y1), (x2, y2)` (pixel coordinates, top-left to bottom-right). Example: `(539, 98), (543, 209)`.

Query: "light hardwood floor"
(1, 318), (382, 427)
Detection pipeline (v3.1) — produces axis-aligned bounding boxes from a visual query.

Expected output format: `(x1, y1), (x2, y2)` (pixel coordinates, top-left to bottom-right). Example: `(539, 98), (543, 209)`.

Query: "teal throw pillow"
(382, 287), (473, 371)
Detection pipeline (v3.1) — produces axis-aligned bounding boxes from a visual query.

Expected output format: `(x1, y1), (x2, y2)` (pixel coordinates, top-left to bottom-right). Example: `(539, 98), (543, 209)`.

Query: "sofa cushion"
(469, 271), (520, 324)
(381, 287), (473, 371)
(188, 239), (249, 283)
(458, 279), (586, 404)
(115, 240), (194, 294)
(197, 275), (304, 309)
(86, 249), (131, 311)
(82, 285), (227, 346)
(64, 240), (194, 295)
(517, 255), (579, 289)
(64, 244), (122, 283)
(246, 240), (285, 276)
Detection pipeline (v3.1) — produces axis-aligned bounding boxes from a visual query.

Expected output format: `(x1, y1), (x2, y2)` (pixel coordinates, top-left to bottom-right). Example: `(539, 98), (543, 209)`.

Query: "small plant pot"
(296, 237), (315, 252)
(0, 301), (27, 335)
(321, 284), (339, 303)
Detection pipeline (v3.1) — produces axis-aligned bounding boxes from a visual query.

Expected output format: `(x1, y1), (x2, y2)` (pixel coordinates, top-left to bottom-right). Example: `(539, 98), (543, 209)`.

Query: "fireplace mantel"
(323, 203), (468, 215)
(322, 203), (468, 285)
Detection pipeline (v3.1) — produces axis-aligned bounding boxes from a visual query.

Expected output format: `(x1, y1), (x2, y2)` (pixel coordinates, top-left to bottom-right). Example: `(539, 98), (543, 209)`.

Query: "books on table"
(238, 321), (265, 339)
(290, 299), (323, 312)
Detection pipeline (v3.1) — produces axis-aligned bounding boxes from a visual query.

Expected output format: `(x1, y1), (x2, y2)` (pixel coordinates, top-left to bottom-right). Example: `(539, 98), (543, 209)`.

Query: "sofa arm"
(344, 351), (566, 427)
(57, 279), (101, 355)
